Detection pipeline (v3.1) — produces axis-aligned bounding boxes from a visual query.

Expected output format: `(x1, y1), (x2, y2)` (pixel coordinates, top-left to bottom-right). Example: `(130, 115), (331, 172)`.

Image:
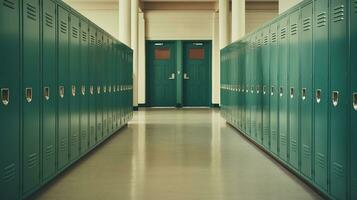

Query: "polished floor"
(32, 109), (323, 200)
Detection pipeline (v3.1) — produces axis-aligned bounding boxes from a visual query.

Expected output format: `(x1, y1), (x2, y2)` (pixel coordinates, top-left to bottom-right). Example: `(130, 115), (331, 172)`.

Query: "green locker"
(96, 31), (103, 142)
(262, 26), (270, 149)
(250, 36), (257, 140)
(69, 14), (80, 160)
(256, 32), (263, 144)
(288, 8), (300, 170)
(57, 6), (70, 169)
(0, 0), (21, 198)
(42, 0), (57, 181)
(22, 0), (41, 193)
(102, 34), (108, 138)
(313, 0), (329, 191)
(241, 42), (246, 132)
(351, 0), (357, 199)
(88, 26), (96, 147)
(330, 0), (348, 198)
(300, 2), (313, 179)
(269, 22), (278, 155)
(278, 16), (289, 162)
(245, 37), (251, 136)
(80, 20), (89, 154)
(108, 38), (113, 134)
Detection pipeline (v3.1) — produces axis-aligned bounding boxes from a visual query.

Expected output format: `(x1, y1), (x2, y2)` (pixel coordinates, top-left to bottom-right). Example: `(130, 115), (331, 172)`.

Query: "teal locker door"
(250, 37), (257, 140)
(108, 38), (113, 134)
(0, 0), (20, 198)
(183, 41), (210, 107)
(69, 14), (80, 160)
(300, 3), (313, 179)
(313, 0), (329, 191)
(42, 0), (56, 181)
(350, 0), (357, 198)
(95, 32), (103, 142)
(241, 43), (246, 132)
(278, 17), (289, 162)
(288, 9), (300, 170)
(22, 0), (41, 193)
(256, 33), (263, 144)
(262, 27), (270, 148)
(330, 0), (348, 199)
(88, 27), (96, 147)
(245, 38), (251, 136)
(80, 21), (89, 154)
(58, 6), (70, 169)
(147, 41), (177, 107)
(102, 35), (108, 138)
(269, 23), (278, 154)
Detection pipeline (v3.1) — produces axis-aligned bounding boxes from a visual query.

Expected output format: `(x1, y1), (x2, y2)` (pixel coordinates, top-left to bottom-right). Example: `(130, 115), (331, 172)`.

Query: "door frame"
(145, 40), (212, 107)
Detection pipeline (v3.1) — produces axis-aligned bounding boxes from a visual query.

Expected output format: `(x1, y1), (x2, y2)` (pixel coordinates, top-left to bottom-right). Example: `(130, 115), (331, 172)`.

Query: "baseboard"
(211, 103), (220, 108)
(176, 103), (182, 108)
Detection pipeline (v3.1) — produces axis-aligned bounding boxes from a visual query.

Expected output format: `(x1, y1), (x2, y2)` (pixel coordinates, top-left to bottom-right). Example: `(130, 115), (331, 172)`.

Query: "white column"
(119, 0), (131, 47)
(279, 0), (303, 14)
(138, 12), (146, 104)
(131, 0), (138, 107)
(212, 12), (220, 105)
(231, 0), (245, 42)
(219, 0), (229, 49)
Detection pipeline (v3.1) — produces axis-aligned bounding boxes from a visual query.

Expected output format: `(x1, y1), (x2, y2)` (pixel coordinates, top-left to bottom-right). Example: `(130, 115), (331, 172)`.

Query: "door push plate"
(1, 88), (9, 106)
(26, 88), (33, 103)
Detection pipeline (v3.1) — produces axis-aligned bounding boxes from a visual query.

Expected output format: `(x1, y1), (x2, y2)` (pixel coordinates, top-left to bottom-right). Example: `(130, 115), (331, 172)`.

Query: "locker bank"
(0, 0), (355, 200)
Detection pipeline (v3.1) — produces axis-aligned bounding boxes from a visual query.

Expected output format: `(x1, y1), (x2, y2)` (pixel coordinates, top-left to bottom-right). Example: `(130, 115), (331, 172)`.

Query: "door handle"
(184, 73), (190, 80)
(168, 73), (176, 80)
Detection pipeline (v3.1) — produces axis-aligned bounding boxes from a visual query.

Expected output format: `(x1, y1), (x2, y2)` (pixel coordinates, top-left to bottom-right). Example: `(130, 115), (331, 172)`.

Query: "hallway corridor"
(32, 109), (322, 200)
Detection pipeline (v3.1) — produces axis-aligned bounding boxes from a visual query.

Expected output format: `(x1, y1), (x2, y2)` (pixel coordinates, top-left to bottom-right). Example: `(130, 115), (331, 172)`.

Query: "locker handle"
(59, 86), (65, 98)
(316, 89), (321, 103)
(263, 86), (266, 95)
(104, 86), (107, 93)
(109, 86), (112, 93)
(290, 87), (294, 99)
(332, 91), (339, 107)
(44, 87), (50, 100)
(279, 87), (283, 97)
(1, 88), (9, 106)
(81, 85), (86, 96)
(97, 86), (101, 94)
(72, 85), (76, 97)
(251, 86), (254, 94)
(238, 85), (241, 92)
(117, 85), (120, 92)
(256, 86), (260, 94)
(26, 88), (32, 103)
(113, 86), (116, 92)
(302, 88), (307, 100)
(169, 73), (176, 80)
(353, 93), (357, 111)
(271, 86), (275, 96)
(184, 73), (190, 80)
(90, 86), (94, 95)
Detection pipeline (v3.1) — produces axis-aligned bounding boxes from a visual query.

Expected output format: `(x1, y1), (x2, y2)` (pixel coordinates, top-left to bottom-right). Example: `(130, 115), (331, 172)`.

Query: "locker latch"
(104, 86), (107, 93)
(332, 91), (339, 107)
(59, 86), (65, 98)
(26, 88), (32, 103)
(90, 86), (94, 95)
(353, 93), (357, 111)
(251, 86), (254, 94)
(97, 86), (101, 94)
(263, 86), (266, 95)
(1, 88), (9, 106)
(113, 85), (116, 92)
(279, 87), (283, 97)
(72, 85), (76, 96)
(81, 86), (86, 96)
(316, 89), (321, 103)
(302, 88), (307, 100)
(44, 87), (50, 100)
(290, 87), (294, 99)
(256, 86), (260, 94)
(271, 86), (275, 96)
(109, 86), (112, 93)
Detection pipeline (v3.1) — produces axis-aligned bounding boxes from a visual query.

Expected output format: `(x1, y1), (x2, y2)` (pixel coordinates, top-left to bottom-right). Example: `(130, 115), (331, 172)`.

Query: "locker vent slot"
(333, 5), (345, 22)
(60, 21), (67, 34)
(290, 139), (297, 153)
(90, 35), (95, 45)
(26, 3), (37, 21)
(60, 138), (67, 152)
(72, 27), (79, 38)
(302, 145), (311, 158)
(280, 135), (287, 146)
(280, 27), (287, 39)
(27, 153), (38, 169)
(303, 17), (312, 31)
(291, 24), (298, 35)
(45, 13), (54, 28)
(271, 32), (277, 43)
(316, 153), (326, 169)
(263, 35), (269, 45)
(3, 0), (15, 9)
(82, 31), (87, 42)
(45, 145), (54, 160)
(72, 134), (78, 145)
(332, 162), (344, 178)
(3, 164), (16, 182)
(316, 12), (327, 27)
(97, 39), (102, 46)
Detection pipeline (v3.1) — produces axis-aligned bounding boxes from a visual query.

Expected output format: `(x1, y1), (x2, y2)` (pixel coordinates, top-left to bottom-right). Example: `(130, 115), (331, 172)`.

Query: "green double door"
(147, 41), (211, 107)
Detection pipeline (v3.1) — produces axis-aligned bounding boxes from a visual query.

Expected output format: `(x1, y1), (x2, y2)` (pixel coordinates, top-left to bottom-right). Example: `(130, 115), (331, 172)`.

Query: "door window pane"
(155, 48), (170, 60)
(189, 48), (204, 60)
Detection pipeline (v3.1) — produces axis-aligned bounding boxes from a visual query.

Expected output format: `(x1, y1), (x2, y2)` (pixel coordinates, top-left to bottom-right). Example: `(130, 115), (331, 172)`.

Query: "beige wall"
(279, 0), (303, 14)
(246, 9), (277, 33)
